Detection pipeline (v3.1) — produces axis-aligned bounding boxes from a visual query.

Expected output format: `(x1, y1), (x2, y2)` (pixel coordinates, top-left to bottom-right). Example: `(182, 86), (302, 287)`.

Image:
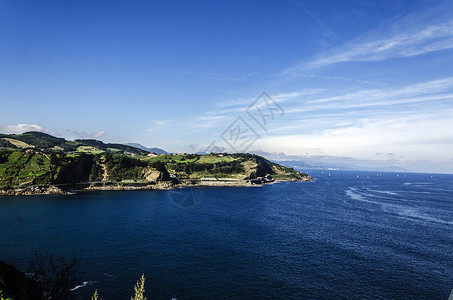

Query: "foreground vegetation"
(91, 274), (147, 300)
(0, 256), (148, 300)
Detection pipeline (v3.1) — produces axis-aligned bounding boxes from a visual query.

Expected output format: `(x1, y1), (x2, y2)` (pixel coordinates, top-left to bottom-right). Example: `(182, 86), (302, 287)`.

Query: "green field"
(77, 146), (104, 154)
(146, 153), (237, 164)
(0, 151), (53, 188)
(2, 138), (35, 149)
(1, 144), (308, 191)
(0, 132), (148, 155)
(197, 154), (236, 163)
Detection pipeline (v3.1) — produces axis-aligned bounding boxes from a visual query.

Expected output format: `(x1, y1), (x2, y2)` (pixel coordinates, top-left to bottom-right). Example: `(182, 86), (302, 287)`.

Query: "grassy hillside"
(0, 150), (170, 190)
(0, 132), (309, 192)
(0, 138), (18, 149)
(144, 152), (306, 180)
(0, 132), (147, 155)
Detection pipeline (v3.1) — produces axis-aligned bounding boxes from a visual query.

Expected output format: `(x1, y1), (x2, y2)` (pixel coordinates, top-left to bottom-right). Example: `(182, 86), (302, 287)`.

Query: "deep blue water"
(1, 170), (452, 299)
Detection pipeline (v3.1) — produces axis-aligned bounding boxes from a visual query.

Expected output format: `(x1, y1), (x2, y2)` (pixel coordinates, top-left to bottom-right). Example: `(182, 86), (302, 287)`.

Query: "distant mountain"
(251, 150), (407, 172)
(275, 160), (407, 172)
(125, 143), (169, 154)
(272, 160), (319, 169)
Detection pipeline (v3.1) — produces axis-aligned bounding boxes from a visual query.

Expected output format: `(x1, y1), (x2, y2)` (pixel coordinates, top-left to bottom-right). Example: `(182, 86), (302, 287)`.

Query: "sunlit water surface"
(1, 170), (452, 299)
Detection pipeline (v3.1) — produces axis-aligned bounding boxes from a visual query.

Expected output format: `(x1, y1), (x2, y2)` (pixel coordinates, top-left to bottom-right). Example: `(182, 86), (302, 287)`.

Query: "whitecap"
(365, 188), (398, 196)
(70, 280), (95, 292)
(346, 187), (453, 226)
(345, 187), (380, 204)
(391, 206), (453, 226)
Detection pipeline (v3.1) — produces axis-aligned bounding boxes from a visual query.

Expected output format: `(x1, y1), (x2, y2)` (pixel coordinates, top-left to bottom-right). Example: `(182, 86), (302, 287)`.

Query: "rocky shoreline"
(0, 176), (312, 196)
(0, 185), (67, 196)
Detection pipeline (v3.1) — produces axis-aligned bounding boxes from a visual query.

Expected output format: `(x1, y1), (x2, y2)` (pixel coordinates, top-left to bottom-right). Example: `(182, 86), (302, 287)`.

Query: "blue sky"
(1, 0), (453, 173)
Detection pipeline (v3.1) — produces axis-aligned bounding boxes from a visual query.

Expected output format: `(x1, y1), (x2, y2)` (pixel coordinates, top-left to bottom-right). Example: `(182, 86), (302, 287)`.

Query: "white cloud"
(1, 124), (56, 135)
(65, 129), (107, 139)
(243, 77), (453, 172)
(282, 6), (453, 72)
(255, 116), (453, 166)
(147, 120), (172, 132)
(91, 131), (106, 139)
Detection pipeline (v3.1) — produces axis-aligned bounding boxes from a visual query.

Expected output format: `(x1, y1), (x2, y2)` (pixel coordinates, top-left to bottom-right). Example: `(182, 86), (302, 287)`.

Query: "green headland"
(0, 131), (310, 195)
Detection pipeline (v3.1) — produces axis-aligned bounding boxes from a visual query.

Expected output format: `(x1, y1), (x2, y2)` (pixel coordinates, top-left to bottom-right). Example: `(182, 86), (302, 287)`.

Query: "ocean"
(0, 170), (452, 299)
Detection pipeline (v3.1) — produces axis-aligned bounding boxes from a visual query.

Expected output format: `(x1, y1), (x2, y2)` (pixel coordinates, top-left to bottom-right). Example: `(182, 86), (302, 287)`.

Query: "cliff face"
(0, 148), (309, 194)
(0, 261), (44, 300)
(246, 155), (276, 179)
(0, 132), (310, 189)
(0, 151), (170, 192)
(241, 154), (308, 181)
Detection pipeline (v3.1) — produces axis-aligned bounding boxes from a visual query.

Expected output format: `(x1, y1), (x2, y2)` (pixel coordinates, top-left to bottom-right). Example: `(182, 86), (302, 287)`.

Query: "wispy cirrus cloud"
(207, 89), (324, 116)
(188, 115), (227, 131)
(290, 0), (341, 46)
(252, 76), (453, 172)
(282, 4), (453, 73)
(285, 76), (453, 114)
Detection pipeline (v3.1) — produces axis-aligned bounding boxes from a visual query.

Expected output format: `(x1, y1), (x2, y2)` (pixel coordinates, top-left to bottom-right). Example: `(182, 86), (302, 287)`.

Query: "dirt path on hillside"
(100, 155), (108, 181)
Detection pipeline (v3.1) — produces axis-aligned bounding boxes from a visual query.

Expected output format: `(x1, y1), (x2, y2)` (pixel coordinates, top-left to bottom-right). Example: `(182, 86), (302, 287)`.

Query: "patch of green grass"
(146, 154), (176, 163)
(2, 138), (34, 149)
(66, 140), (81, 146)
(77, 146), (103, 154)
(17, 153), (50, 178)
(197, 154), (236, 164)
(0, 152), (54, 188)
(7, 151), (24, 163)
(147, 154), (238, 165)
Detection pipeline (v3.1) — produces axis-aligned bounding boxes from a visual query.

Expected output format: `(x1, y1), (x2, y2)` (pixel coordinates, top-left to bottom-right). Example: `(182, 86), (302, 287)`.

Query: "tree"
(27, 252), (79, 300)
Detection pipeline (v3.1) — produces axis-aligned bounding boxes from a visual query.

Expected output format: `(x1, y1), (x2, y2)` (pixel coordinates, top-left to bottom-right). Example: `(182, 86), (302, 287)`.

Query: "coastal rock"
(0, 261), (44, 300)
(0, 186), (65, 196)
(1, 143), (311, 196)
(142, 167), (161, 182)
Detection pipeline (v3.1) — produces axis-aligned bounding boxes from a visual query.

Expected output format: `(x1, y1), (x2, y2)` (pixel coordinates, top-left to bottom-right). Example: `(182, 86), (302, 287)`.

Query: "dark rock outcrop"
(0, 261), (44, 300)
